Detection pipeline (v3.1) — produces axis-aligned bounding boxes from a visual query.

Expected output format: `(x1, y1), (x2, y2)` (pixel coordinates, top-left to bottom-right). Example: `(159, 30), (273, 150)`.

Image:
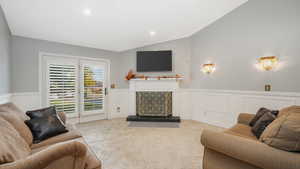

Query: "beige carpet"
(77, 118), (223, 169)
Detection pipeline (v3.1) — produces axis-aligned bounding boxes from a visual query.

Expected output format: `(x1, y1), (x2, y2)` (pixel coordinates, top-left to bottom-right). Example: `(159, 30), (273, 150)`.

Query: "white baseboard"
(67, 113), (107, 124)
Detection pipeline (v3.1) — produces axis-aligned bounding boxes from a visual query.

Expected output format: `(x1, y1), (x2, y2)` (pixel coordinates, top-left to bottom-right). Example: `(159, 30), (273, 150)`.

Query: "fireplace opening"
(136, 92), (172, 117)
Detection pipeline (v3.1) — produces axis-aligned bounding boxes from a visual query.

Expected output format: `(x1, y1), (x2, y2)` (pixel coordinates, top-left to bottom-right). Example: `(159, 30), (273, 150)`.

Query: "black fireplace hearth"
(126, 115), (180, 122)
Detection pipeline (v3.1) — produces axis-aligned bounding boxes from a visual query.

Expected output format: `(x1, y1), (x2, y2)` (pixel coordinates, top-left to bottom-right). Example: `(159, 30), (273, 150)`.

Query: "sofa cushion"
(260, 112), (300, 152)
(31, 124), (82, 149)
(225, 124), (257, 140)
(249, 107), (278, 127)
(278, 105), (300, 117)
(25, 115), (68, 143)
(0, 111), (33, 145)
(0, 117), (31, 164)
(0, 102), (28, 120)
(251, 112), (276, 139)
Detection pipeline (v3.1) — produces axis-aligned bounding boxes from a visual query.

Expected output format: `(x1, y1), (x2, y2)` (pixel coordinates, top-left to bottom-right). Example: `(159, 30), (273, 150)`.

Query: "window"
(47, 63), (78, 115)
(83, 65), (105, 111)
(80, 61), (106, 115)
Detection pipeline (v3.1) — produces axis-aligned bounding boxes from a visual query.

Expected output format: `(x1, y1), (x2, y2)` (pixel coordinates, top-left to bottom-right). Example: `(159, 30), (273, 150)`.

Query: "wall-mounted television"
(136, 50), (172, 72)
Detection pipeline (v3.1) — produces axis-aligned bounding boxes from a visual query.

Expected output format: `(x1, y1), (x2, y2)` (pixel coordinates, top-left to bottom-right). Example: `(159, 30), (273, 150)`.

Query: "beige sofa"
(201, 113), (300, 169)
(0, 103), (101, 169)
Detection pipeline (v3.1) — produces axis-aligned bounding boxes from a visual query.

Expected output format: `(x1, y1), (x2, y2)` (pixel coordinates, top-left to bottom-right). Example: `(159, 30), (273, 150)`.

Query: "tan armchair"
(201, 113), (300, 169)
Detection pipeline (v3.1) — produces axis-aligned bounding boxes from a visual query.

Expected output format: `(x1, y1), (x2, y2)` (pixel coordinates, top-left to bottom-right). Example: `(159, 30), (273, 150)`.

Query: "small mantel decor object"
(202, 63), (216, 74)
(259, 56), (278, 71)
(265, 84), (271, 92)
(157, 74), (182, 80)
(125, 70), (135, 80)
(110, 84), (116, 89)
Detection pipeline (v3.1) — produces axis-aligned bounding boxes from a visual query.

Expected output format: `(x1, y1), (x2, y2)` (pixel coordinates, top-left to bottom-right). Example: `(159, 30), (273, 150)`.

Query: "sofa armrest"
(237, 113), (255, 125)
(57, 111), (67, 124)
(0, 141), (87, 169)
(201, 130), (300, 169)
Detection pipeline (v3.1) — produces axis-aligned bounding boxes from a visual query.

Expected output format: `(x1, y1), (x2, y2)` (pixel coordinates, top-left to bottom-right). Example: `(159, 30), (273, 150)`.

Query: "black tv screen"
(137, 50), (172, 72)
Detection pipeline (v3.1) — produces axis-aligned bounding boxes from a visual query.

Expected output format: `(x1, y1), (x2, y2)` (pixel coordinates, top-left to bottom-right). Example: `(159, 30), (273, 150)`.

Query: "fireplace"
(136, 92), (172, 117)
(126, 78), (181, 122)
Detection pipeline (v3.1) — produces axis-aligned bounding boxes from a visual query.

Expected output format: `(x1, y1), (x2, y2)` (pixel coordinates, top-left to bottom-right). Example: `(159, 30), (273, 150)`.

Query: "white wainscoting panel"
(175, 90), (191, 120)
(109, 89), (131, 118)
(241, 96), (296, 113)
(10, 89), (300, 128)
(108, 89), (300, 128)
(0, 94), (12, 104)
(185, 89), (300, 128)
(11, 92), (41, 111)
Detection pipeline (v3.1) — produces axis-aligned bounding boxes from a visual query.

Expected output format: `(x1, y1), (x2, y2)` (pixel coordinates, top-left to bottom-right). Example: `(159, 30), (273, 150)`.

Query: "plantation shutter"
(47, 62), (78, 116)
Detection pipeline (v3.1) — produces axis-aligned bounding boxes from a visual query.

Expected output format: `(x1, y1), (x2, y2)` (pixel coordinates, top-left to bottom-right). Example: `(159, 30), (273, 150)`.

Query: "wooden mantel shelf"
(129, 77), (183, 81)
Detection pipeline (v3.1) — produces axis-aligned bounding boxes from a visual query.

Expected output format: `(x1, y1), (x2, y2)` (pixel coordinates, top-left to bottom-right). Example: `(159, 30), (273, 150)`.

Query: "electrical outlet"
(117, 107), (121, 113)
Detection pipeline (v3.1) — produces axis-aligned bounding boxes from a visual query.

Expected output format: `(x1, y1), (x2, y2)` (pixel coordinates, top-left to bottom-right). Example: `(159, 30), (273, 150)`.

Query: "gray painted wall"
(115, 0), (300, 92)
(189, 0), (300, 92)
(0, 5), (11, 94)
(11, 36), (119, 93)
(115, 38), (191, 88)
(8, 0), (300, 93)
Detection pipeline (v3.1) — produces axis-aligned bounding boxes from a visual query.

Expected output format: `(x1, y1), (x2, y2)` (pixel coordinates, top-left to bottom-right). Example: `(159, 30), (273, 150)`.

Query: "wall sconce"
(202, 63), (216, 74)
(258, 56), (278, 71)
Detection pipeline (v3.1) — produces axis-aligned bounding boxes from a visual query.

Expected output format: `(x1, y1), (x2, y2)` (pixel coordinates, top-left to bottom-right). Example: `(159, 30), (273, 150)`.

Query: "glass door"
(43, 54), (109, 122)
(80, 60), (107, 116)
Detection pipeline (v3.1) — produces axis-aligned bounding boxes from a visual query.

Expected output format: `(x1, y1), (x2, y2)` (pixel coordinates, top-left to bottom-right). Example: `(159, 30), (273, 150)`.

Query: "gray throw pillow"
(251, 112), (276, 139)
(260, 112), (300, 152)
(250, 107), (278, 127)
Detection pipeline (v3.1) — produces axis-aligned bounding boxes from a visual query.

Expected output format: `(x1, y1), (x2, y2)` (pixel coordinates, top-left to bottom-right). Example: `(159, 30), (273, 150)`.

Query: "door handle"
(105, 88), (108, 96)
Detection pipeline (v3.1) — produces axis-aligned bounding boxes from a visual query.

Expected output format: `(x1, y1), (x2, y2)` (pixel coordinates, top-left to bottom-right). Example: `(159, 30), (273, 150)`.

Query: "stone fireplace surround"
(126, 78), (181, 122)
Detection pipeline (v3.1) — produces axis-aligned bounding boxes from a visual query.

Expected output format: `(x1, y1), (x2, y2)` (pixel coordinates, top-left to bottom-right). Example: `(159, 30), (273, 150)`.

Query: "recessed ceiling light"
(83, 8), (92, 16)
(149, 31), (156, 36)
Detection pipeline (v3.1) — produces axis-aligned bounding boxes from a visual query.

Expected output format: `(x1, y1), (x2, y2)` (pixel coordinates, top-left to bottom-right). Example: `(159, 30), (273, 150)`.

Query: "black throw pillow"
(249, 107), (279, 127)
(251, 112), (276, 139)
(26, 106), (57, 119)
(25, 115), (68, 143)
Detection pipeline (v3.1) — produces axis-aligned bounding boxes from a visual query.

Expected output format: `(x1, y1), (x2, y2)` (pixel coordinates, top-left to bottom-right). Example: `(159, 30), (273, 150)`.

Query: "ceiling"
(1, 0), (247, 51)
